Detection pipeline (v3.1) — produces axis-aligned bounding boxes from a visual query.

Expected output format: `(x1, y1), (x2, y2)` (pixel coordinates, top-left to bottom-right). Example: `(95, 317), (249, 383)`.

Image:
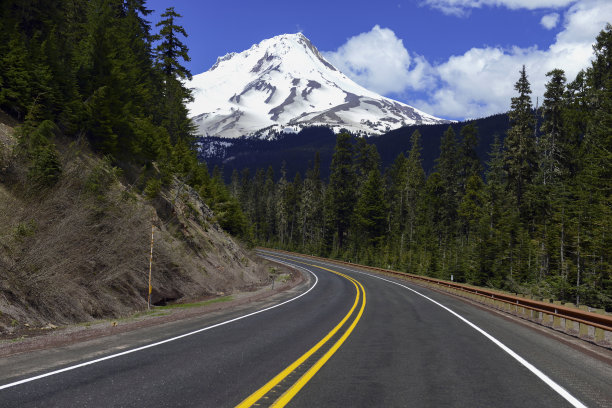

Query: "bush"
(27, 144), (62, 188)
(144, 177), (162, 199)
(13, 219), (37, 241)
(84, 157), (120, 197)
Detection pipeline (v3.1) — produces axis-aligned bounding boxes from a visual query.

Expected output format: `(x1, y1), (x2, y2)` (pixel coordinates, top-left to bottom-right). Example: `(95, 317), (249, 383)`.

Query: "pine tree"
(276, 162), (290, 246)
(435, 126), (459, 244)
(354, 169), (387, 253)
(264, 166), (276, 242)
(326, 133), (356, 251)
(504, 65), (536, 217)
(288, 172), (302, 248)
(154, 7), (191, 80)
(353, 137), (380, 194)
(385, 153), (408, 263)
(539, 69), (568, 185)
(154, 6), (194, 145)
(299, 152), (323, 250)
(405, 130), (426, 251)
(458, 123), (482, 191)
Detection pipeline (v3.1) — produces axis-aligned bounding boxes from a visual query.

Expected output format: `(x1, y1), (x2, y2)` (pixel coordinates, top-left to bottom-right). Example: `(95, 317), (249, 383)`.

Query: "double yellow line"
(236, 260), (366, 407)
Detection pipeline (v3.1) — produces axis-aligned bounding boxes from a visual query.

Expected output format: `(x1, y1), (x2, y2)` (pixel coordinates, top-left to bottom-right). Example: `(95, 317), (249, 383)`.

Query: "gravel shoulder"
(0, 261), (303, 360)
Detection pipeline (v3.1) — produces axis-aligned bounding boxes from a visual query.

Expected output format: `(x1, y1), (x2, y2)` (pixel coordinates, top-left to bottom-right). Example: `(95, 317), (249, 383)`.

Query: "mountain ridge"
(188, 33), (450, 139)
(200, 114), (510, 182)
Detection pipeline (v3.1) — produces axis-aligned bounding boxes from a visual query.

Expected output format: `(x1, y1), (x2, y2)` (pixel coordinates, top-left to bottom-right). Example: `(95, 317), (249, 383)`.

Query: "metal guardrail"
(258, 248), (612, 345)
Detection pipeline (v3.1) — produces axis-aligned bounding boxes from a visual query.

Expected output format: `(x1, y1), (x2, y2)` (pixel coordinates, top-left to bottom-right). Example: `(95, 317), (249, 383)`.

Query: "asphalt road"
(1, 250), (611, 407)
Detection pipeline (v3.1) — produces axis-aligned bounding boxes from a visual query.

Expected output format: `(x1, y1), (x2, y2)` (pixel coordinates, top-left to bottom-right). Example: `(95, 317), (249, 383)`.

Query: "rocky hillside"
(0, 118), (268, 334)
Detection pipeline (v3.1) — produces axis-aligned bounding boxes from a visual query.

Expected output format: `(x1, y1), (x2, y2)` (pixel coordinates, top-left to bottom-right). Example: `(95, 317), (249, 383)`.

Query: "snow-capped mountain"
(188, 33), (449, 139)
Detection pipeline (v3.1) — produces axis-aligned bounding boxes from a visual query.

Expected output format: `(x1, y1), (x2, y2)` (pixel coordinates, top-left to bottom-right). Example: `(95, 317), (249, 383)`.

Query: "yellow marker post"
(148, 220), (154, 310)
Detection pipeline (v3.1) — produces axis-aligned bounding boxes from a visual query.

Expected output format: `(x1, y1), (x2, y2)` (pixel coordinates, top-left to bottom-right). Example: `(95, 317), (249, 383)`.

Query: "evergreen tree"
(326, 133), (356, 251)
(299, 152), (323, 250)
(276, 162), (289, 245)
(405, 130), (426, 252)
(264, 166), (276, 242)
(353, 137), (380, 194)
(504, 65), (536, 216)
(154, 6), (194, 145)
(385, 153), (408, 263)
(354, 169), (387, 253)
(154, 6), (191, 80)
(435, 126), (459, 243)
(458, 123), (482, 190)
(539, 69), (568, 185)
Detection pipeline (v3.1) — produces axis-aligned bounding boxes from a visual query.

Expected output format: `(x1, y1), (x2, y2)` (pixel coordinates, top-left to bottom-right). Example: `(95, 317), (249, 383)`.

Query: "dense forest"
(201, 113), (509, 183)
(233, 24), (612, 310)
(0, 0), (248, 237)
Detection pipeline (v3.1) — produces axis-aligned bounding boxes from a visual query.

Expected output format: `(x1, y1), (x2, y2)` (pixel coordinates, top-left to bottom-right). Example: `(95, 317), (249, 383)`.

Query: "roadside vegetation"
(0, 1), (260, 333)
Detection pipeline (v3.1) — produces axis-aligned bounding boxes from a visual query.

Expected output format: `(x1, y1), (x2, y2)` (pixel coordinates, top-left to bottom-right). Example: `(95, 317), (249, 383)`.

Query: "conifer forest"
(0, 1), (246, 236)
(232, 25), (612, 310)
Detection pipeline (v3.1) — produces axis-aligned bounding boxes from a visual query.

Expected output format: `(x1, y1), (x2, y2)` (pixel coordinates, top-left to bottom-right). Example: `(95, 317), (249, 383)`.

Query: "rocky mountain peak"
(188, 33), (449, 139)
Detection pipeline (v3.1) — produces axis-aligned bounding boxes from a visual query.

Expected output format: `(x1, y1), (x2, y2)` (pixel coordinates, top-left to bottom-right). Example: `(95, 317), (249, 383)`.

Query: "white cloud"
(323, 0), (611, 120)
(540, 12), (560, 29)
(322, 25), (434, 95)
(423, 0), (576, 16)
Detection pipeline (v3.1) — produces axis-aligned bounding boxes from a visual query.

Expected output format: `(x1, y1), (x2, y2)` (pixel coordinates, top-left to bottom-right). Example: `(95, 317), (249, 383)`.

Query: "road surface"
(0, 250), (611, 407)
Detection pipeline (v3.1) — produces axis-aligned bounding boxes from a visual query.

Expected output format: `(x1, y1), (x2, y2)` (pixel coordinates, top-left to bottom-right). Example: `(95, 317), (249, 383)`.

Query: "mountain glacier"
(188, 33), (449, 139)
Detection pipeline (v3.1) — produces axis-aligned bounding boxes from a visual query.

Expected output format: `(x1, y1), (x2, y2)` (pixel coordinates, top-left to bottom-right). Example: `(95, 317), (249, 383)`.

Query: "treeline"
(0, 0), (247, 237)
(232, 24), (612, 309)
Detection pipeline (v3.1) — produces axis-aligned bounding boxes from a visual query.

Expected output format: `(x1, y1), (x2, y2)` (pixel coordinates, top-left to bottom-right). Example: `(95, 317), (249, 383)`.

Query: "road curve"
(0, 250), (610, 407)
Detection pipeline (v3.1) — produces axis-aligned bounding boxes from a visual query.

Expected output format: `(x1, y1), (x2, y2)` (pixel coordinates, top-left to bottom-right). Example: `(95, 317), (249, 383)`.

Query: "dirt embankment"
(0, 119), (270, 336)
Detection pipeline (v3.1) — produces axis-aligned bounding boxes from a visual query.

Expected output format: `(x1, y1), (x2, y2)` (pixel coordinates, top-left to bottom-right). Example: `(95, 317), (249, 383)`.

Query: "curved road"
(0, 250), (611, 407)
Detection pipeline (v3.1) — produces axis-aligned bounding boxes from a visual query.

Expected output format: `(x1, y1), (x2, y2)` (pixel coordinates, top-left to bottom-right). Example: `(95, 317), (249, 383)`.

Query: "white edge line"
(264, 252), (587, 408)
(0, 259), (318, 391)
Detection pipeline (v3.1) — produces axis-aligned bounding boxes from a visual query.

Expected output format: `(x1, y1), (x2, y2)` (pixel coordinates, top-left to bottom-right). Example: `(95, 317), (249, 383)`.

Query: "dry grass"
(0, 125), (267, 334)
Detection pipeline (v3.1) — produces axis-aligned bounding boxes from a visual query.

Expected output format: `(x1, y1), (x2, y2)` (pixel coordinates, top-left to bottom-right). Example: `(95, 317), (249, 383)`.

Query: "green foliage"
(326, 133), (356, 250)
(27, 144), (62, 189)
(16, 120), (63, 190)
(505, 65), (537, 215)
(154, 7), (192, 80)
(84, 157), (120, 197)
(0, 0), (196, 166)
(353, 170), (387, 250)
(13, 220), (37, 241)
(144, 177), (162, 199)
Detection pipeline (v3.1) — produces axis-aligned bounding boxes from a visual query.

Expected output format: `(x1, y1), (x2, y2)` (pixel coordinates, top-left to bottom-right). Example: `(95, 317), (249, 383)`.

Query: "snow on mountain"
(188, 33), (449, 139)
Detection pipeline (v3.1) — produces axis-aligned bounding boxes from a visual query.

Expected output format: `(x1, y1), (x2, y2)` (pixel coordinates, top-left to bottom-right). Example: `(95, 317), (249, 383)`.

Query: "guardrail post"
(564, 318), (575, 333)
(578, 322), (590, 338)
(594, 327), (605, 342)
(553, 313), (563, 329)
(593, 309), (607, 342)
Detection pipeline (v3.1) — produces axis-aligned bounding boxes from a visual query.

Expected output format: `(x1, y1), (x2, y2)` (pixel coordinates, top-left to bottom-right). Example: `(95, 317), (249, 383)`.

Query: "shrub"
(144, 177), (162, 199)
(27, 144), (62, 188)
(84, 156), (120, 197)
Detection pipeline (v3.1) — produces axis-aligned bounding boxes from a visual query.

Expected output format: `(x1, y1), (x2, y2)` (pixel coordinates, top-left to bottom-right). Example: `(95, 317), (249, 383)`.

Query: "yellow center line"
(236, 257), (366, 408)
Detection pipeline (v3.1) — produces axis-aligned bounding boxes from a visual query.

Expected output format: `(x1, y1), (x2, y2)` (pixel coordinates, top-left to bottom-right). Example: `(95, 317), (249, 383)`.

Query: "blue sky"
(146, 0), (610, 121)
